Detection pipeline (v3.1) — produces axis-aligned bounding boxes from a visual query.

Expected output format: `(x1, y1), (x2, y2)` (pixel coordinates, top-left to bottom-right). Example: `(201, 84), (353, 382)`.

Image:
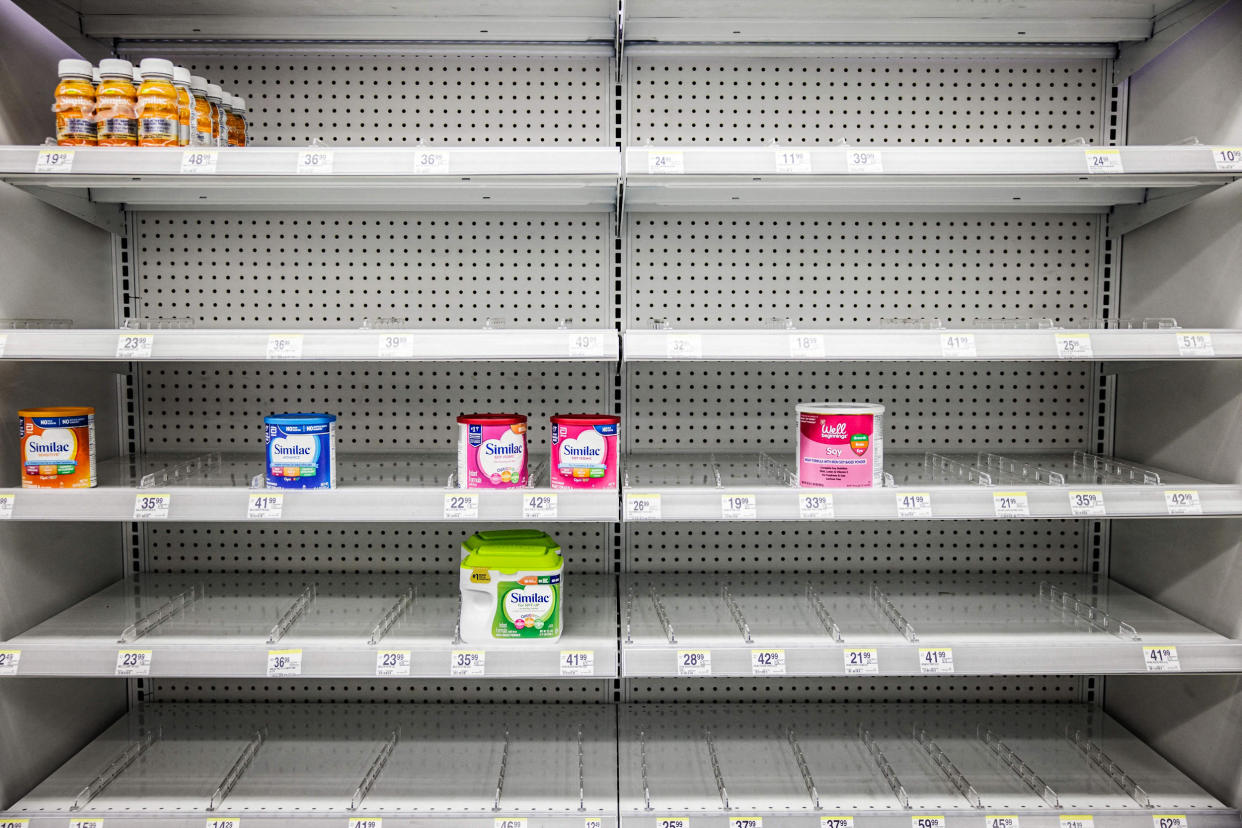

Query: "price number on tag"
(1144, 646), (1181, 672)
(722, 493), (757, 520)
(789, 333), (825, 358)
(1055, 332), (1093, 358)
(913, 818), (945, 828)
(134, 493), (171, 520)
(993, 491), (1030, 518)
(523, 493), (558, 519)
(751, 649), (786, 676)
(247, 493), (283, 519)
(71, 821), (103, 828)
(116, 333), (153, 358)
(0, 493), (14, 520)
(377, 333), (414, 358)
(987, 817), (1020, 828)
(626, 493), (662, 521)
(561, 650), (595, 676)
(0, 650), (21, 676)
(115, 649), (152, 676)
(648, 150), (684, 174)
(919, 647), (954, 674)
(267, 649), (302, 677)
(444, 493), (480, 520)
(1084, 149), (1123, 173)
(1060, 817), (1093, 828)
(35, 148), (74, 172)
(665, 333), (702, 358)
(180, 149), (218, 174)
(1176, 332), (1214, 357)
(847, 150), (883, 173)
(658, 820), (689, 828)
(495, 820), (527, 828)
(569, 333), (604, 357)
(206, 819), (240, 828)
(677, 649), (711, 676)
(897, 492), (932, 518)
(266, 333), (304, 359)
(821, 819), (854, 828)
(775, 149), (812, 173)
(451, 649), (485, 676)
(731, 819), (764, 828)
(1154, 817), (1188, 828)
(844, 647), (879, 675)
(1164, 490), (1202, 515)
(296, 149), (334, 174)
(414, 150), (450, 173)
(1069, 490), (1106, 517)
(350, 819), (381, 828)
(799, 493), (833, 519)
(1212, 147), (1242, 171)
(375, 650), (411, 677)
(940, 333), (977, 358)
(584, 821), (603, 828)
(0, 820), (29, 828)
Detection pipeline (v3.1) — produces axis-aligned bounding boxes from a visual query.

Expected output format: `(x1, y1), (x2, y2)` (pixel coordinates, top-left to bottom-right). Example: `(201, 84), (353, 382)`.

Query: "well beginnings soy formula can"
(19, 407), (96, 488)
(796, 402), (884, 488)
(265, 413), (336, 489)
(550, 414), (619, 489)
(457, 414), (528, 488)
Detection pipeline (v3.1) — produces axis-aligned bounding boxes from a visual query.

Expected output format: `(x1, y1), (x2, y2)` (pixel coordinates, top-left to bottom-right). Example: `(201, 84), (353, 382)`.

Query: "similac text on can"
(796, 402), (884, 488)
(457, 414), (528, 489)
(19, 406), (97, 488)
(550, 414), (619, 489)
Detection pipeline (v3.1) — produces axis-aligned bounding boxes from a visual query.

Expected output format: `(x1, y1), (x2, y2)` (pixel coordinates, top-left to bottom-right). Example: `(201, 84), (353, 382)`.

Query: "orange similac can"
(19, 407), (97, 488)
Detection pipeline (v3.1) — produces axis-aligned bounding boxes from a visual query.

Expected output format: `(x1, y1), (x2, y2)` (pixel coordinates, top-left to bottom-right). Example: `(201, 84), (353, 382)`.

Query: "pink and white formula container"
(550, 414), (620, 489)
(796, 402), (885, 488)
(457, 413), (528, 488)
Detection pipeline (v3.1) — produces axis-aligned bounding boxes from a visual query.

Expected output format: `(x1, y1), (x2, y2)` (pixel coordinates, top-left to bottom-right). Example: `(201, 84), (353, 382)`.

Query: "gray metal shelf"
(2, 573), (615, 679)
(621, 573), (1241, 677)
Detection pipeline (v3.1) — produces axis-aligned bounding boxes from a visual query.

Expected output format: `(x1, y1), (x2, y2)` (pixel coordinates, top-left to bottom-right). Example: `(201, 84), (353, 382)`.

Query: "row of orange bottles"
(56, 58), (247, 147)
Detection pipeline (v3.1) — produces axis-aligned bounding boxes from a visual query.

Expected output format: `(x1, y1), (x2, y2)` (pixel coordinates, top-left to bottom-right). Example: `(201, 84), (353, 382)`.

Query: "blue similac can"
(264, 413), (337, 489)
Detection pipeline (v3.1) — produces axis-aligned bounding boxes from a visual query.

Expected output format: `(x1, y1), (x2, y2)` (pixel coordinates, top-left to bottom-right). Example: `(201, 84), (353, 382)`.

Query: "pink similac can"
(796, 402), (885, 488)
(550, 414), (620, 489)
(457, 413), (528, 488)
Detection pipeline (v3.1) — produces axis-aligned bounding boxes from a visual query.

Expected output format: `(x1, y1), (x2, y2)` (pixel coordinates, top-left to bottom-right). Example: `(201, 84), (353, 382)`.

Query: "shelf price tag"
(115, 649), (152, 676)
(731, 819), (764, 828)
(648, 150), (684, 174)
(0, 333), (7, 356)
(1060, 817), (1093, 828)
(918, 647), (954, 674)
(1212, 147), (1242, 171)
(296, 149), (334, 174)
(789, 333), (825, 358)
(133, 493), (171, 520)
(721, 493), (757, 520)
(821, 819), (854, 828)
(987, 817), (1020, 828)
(0, 493), (14, 520)
(0, 820), (29, 828)
(560, 649), (595, 676)
(206, 818), (239, 828)
(1144, 645), (1181, 672)
(1069, 490), (1106, 517)
(71, 821), (103, 828)
(1175, 332), (1214, 357)
(266, 333), (304, 359)
(267, 649), (302, 677)
(569, 333), (605, 357)
(626, 493), (662, 521)
(377, 332), (414, 358)
(35, 148), (74, 172)
(847, 149), (883, 173)
(844, 647), (879, 675)
(414, 150), (450, 174)
(1164, 490), (1202, 515)
(775, 149), (812, 173)
(799, 492), (834, 519)
(751, 649), (786, 676)
(523, 493), (558, 519)
(116, 332), (154, 358)
(657, 821), (688, 828)
(584, 821), (603, 828)
(180, 149), (219, 174)
(444, 492), (480, 520)
(248, 493), (284, 519)
(665, 333), (702, 358)
(350, 819), (381, 828)
(375, 650), (411, 677)
(1055, 332), (1093, 358)
(1154, 817), (1188, 828)
(677, 649), (711, 676)
(993, 491), (1030, 518)
(0, 649), (21, 676)
(940, 332), (977, 358)
(495, 820), (527, 828)
(1084, 149), (1123, 173)
(451, 649), (485, 676)
(913, 817), (946, 828)
(896, 492), (932, 518)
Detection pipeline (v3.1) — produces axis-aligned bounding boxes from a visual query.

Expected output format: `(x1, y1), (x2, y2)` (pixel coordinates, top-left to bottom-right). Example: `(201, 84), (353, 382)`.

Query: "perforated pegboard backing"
(148, 679), (613, 703)
(622, 677), (1081, 703)
(627, 53), (1107, 145)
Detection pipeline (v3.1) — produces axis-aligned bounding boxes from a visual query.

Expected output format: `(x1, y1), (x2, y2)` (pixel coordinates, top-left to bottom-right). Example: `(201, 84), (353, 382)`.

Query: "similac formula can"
(456, 414), (527, 489)
(19, 406), (96, 488)
(264, 413), (336, 489)
(550, 414), (619, 489)
(459, 530), (563, 645)
(796, 402), (884, 488)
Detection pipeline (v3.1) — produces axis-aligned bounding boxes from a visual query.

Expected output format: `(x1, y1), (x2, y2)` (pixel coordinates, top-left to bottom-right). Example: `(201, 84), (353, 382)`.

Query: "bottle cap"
(206, 83), (223, 102)
(172, 66), (192, 85)
(92, 68), (101, 85)
(131, 67), (143, 84)
(138, 58), (174, 79)
(57, 58), (93, 79)
(189, 75), (208, 94)
(98, 58), (133, 79)
(233, 96), (246, 113)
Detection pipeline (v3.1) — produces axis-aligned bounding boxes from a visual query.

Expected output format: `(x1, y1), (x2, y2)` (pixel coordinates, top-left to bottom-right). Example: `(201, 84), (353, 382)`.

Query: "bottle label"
(99, 118), (137, 141)
(57, 118), (96, 141)
(139, 117), (178, 144)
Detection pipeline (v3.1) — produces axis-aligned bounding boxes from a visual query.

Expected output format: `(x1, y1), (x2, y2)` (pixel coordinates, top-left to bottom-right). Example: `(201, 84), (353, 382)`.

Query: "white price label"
(626, 493), (662, 521)
(247, 493), (284, 519)
(560, 650), (595, 676)
(206, 819), (239, 828)
(1060, 817), (1094, 828)
(666, 333), (702, 358)
(844, 647), (879, 675)
(913, 818), (946, 828)
(1055, 332), (1093, 358)
(940, 333), (977, 358)
(897, 492), (932, 518)
(993, 491), (1030, 518)
(1154, 817), (1188, 828)
(267, 649), (302, 677)
(1069, 490), (1106, 517)
(377, 332), (414, 358)
(266, 333), (304, 359)
(677, 649), (711, 676)
(821, 819), (854, 828)
(751, 649), (786, 676)
(731, 819), (764, 828)
(495, 820), (527, 828)
(584, 821), (603, 828)
(180, 149), (218, 174)
(774, 149), (812, 173)
(1212, 147), (1242, 171)
(569, 333), (605, 357)
(789, 333), (825, 358)
(116, 333), (154, 358)
(648, 150), (684, 174)
(988, 817), (1020, 828)
(847, 150), (883, 173)
(523, 493), (558, 519)
(0, 649), (21, 676)
(414, 150), (450, 173)
(443, 493), (480, 520)
(0, 820), (30, 828)
(296, 149), (334, 174)
(918, 647), (954, 674)
(350, 819), (382, 828)
(721, 493), (757, 520)
(1144, 646), (1181, 672)
(133, 493), (171, 520)
(1085, 149), (1123, 173)
(35, 148), (74, 172)
(71, 821), (103, 828)
(451, 649), (485, 676)
(0, 493), (13, 520)
(375, 650), (411, 677)
(1176, 332), (1214, 357)
(1165, 490), (1202, 515)
(798, 492), (834, 519)
(115, 649), (152, 676)
(657, 821), (688, 828)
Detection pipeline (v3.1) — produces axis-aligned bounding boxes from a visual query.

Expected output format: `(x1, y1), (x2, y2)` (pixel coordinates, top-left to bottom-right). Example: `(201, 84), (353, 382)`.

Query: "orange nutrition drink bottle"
(189, 75), (214, 146)
(53, 59), (96, 146)
(172, 66), (193, 146)
(95, 58), (137, 146)
(136, 58), (179, 147)
(233, 96), (248, 146)
(226, 95), (245, 146)
(206, 83), (227, 146)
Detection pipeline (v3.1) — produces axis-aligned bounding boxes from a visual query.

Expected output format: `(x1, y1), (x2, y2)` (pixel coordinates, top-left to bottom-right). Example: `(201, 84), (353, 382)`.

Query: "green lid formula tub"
(459, 530), (563, 644)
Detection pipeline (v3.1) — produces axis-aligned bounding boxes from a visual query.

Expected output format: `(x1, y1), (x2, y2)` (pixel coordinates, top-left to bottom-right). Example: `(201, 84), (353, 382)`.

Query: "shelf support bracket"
(577, 724), (587, 812)
(702, 728), (730, 811)
(367, 586), (416, 645)
(266, 584), (317, 644)
(349, 728), (399, 811)
(649, 586), (676, 643)
(15, 186), (125, 235)
(721, 585), (753, 643)
(913, 727), (982, 809)
(208, 728), (266, 811)
(492, 729), (512, 811)
(979, 727), (1059, 808)
(807, 585), (844, 643)
(1111, 185), (1226, 238)
(639, 729), (654, 811)
(858, 725), (910, 809)
(1114, 0), (1233, 84)
(118, 586), (200, 643)
(1066, 726), (1152, 808)
(71, 729), (158, 811)
(869, 584), (918, 643)
(786, 727), (821, 810)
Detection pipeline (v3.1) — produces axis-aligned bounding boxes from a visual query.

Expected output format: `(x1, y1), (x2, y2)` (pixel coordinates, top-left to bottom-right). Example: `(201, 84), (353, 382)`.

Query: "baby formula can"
(550, 414), (619, 489)
(264, 413), (336, 489)
(796, 402), (884, 488)
(456, 414), (528, 489)
(459, 530), (563, 645)
(19, 406), (96, 488)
